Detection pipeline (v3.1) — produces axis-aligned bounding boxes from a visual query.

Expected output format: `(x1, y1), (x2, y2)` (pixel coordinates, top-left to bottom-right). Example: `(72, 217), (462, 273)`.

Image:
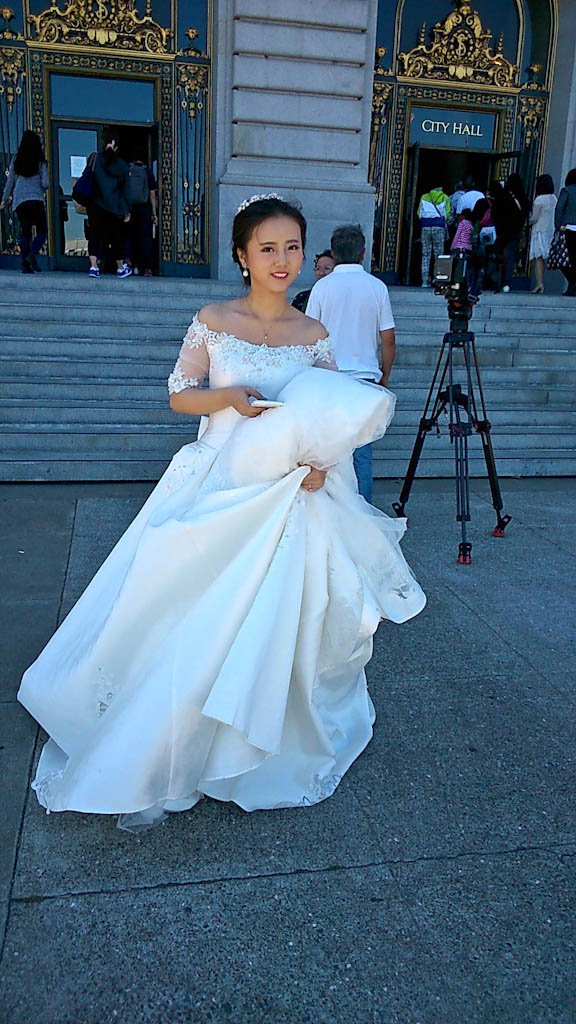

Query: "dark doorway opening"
(400, 145), (518, 286)
(51, 121), (159, 273)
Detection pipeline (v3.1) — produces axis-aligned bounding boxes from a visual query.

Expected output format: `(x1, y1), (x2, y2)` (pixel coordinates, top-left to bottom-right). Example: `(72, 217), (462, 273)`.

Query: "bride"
(18, 194), (426, 830)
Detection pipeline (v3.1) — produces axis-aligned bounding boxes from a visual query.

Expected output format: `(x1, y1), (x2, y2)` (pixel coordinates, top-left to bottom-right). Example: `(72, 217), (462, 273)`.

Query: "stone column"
(545, 0), (576, 190)
(211, 0), (378, 281)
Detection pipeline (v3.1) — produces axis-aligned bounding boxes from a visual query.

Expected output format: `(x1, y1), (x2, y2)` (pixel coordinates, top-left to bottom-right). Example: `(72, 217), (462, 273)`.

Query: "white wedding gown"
(18, 317), (426, 830)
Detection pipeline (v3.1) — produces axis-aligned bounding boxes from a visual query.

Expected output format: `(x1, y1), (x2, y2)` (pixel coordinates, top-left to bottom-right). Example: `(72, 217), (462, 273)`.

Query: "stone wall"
(545, 0), (576, 191)
(212, 0), (378, 282)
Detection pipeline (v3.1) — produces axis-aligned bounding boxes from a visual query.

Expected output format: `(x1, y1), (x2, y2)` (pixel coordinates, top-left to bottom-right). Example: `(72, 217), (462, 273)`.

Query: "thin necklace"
(246, 298), (287, 343)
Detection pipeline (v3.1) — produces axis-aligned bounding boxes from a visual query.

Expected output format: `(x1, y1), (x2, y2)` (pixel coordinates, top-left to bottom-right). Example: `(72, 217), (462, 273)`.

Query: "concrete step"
(3, 271), (575, 316)
(3, 355), (576, 387)
(2, 272), (575, 480)
(0, 377), (565, 406)
(5, 332), (576, 362)
(11, 336), (573, 369)
(2, 451), (574, 482)
(1, 419), (569, 448)
(3, 401), (574, 427)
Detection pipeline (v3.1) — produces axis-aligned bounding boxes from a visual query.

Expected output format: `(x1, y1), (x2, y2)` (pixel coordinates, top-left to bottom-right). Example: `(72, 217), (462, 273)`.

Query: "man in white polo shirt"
(306, 223), (395, 503)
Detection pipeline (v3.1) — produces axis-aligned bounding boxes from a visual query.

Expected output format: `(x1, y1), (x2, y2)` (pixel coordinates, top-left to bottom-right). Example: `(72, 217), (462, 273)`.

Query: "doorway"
(51, 121), (158, 272)
(401, 145), (516, 285)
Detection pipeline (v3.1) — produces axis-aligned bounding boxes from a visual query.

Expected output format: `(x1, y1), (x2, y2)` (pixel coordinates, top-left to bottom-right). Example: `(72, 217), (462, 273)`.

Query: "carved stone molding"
(28, 0), (173, 54)
(398, 0), (518, 89)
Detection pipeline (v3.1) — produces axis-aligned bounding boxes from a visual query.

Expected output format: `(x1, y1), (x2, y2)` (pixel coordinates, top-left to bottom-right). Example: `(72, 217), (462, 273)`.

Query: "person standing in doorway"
(417, 183), (450, 287)
(554, 168), (576, 297)
(0, 130), (49, 274)
(492, 173), (529, 293)
(87, 128), (132, 279)
(448, 180), (465, 245)
(456, 176), (485, 216)
(124, 154), (158, 277)
(306, 224), (395, 503)
(529, 174), (556, 293)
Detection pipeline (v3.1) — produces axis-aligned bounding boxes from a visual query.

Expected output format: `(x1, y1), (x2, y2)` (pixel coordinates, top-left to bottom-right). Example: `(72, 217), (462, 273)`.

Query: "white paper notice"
(70, 156), (86, 178)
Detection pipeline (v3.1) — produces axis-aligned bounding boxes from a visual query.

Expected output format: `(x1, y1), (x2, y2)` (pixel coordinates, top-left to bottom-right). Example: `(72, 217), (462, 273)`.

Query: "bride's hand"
(300, 466), (327, 492)
(228, 386), (267, 417)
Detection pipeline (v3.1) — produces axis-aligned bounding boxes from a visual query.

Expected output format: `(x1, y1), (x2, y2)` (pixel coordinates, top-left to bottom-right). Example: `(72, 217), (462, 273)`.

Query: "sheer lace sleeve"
(168, 316), (211, 395)
(313, 335), (338, 371)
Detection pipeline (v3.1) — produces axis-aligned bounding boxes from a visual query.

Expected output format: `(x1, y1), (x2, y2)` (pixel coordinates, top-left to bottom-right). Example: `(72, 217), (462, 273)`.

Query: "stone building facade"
(0, 0), (574, 283)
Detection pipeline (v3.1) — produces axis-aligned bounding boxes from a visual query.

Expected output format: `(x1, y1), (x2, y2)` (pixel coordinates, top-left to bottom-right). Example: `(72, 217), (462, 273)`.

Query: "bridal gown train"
(18, 316), (426, 829)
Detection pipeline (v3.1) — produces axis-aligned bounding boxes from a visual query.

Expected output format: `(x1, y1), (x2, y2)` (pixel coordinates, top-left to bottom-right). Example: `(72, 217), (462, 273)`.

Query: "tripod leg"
(467, 337), (512, 537)
(393, 338), (449, 519)
(453, 413), (472, 564)
(477, 429), (512, 536)
(393, 421), (431, 518)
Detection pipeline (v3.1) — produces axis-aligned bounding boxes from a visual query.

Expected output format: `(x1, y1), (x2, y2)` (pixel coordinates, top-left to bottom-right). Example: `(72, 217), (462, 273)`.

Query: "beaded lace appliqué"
(167, 361), (200, 395)
(185, 315), (334, 369)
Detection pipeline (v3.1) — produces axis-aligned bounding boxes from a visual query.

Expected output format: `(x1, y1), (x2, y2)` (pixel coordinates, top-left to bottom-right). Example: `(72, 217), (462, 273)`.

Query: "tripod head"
(432, 252), (474, 333)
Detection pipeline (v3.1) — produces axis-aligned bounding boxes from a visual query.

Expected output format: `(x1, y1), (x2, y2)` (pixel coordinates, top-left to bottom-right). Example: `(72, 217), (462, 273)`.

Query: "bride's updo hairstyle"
(232, 194), (307, 285)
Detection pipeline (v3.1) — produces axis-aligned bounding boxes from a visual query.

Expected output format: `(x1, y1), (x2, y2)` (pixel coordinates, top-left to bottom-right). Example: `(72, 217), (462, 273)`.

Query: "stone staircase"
(1, 271), (575, 480)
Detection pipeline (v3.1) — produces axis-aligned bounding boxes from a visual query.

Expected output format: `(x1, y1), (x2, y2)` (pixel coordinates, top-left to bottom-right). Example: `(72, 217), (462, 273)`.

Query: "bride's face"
(239, 215), (304, 292)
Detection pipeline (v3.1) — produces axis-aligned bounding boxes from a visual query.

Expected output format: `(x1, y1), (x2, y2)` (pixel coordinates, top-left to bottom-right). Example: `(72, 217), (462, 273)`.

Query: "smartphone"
(249, 399), (285, 409)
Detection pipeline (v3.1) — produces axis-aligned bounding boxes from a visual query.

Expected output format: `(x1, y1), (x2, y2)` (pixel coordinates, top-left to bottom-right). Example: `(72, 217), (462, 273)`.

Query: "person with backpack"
(417, 184), (450, 287)
(0, 130), (49, 274)
(124, 155), (158, 277)
(85, 128), (132, 279)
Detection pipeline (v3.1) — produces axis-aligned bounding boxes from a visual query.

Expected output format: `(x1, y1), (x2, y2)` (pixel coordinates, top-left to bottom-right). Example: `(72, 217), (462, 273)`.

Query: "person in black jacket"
(555, 168), (576, 296)
(493, 173), (529, 292)
(87, 128), (131, 279)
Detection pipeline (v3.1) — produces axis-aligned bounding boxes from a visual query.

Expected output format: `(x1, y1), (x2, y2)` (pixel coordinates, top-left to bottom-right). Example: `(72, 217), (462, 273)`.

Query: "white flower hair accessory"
(236, 193), (285, 214)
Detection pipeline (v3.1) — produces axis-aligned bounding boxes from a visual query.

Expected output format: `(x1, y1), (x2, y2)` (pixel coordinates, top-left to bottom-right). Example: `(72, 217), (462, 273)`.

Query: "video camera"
(432, 252), (474, 332)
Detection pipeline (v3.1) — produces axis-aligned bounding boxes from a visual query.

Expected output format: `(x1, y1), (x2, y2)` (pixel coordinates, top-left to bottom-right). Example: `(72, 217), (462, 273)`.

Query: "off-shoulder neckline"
(191, 314), (330, 353)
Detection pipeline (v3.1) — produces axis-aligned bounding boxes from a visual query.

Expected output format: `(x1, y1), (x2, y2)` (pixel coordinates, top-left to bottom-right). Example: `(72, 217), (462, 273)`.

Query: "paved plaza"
(0, 477), (574, 1023)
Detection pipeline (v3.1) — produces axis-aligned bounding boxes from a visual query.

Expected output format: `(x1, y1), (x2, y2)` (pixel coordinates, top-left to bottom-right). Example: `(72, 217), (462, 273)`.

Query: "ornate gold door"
(0, 1), (212, 275)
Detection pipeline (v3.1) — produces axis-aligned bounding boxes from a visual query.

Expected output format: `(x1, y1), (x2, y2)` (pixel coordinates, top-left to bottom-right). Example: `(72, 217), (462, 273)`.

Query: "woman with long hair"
(87, 127), (132, 279)
(529, 173), (557, 293)
(0, 130), (49, 273)
(18, 194), (425, 831)
(555, 168), (576, 297)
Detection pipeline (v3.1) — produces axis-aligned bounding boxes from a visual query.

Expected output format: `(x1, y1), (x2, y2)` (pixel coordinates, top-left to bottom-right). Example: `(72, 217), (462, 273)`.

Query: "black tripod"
(392, 295), (511, 563)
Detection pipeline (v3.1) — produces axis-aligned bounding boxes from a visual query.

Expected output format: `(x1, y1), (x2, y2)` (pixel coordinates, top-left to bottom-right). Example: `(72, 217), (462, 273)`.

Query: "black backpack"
(125, 163), (149, 207)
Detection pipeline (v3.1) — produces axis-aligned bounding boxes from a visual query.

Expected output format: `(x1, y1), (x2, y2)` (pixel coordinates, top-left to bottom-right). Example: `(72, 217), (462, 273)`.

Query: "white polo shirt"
(456, 189), (485, 214)
(305, 264), (395, 381)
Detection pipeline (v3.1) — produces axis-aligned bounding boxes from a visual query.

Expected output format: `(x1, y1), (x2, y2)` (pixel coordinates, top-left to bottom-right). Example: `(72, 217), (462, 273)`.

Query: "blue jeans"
(353, 443), (373, 503)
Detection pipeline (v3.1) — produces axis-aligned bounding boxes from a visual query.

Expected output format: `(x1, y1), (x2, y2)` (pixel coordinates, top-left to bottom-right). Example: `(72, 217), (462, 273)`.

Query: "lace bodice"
(168, 314), (335, 399)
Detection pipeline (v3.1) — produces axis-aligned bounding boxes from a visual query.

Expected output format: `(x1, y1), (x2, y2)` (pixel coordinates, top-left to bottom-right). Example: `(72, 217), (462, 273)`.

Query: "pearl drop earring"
(242, 268), (249, 278)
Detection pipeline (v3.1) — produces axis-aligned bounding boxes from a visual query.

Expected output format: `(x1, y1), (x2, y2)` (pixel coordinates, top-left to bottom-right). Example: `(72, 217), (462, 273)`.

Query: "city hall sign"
(409, 107), (496, 149)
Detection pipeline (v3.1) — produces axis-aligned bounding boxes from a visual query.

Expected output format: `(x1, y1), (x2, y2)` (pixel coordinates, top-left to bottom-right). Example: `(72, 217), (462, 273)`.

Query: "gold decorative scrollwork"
(524, 63), (543, 91)
(518, 93), (545, 148)
(0, 7), (23, 41)
(28, 0), (173, 54)
(0, 44), (24, 113)
(375, 46), (393, 78)
(398, 0), (518, 89)
(177, 62), (208, 128)
(177, 26), (208, 59)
